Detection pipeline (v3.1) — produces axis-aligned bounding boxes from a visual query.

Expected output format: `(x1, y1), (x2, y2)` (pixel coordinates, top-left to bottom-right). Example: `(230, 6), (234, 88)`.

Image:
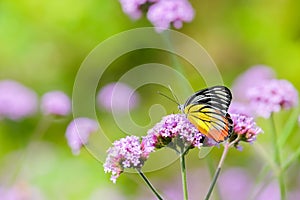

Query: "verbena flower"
(229, 113), (263, 150)
(104, 135), (151, 183)
(97, 82), (139, 113)
(232, 65), (275, 102)
(118, 0), (149, 19)
(0, 80), (38, 120)
(228, 101), (253, 117)
(65, 118), (98, 155)
(147, 0), (195, 32)
(40, 91), (71, 116)
(142, 114), (204, 153)
(247, 79), (298, 118)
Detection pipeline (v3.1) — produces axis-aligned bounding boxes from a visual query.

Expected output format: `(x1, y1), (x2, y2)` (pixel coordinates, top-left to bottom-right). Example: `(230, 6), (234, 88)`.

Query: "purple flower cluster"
(104, 114), (205, 182)
(231, 65), (298, 119)
(142, 114), (204, 151)
(118, 0), (149, 19)
(232, 65), (275, 102)
(118, 0), (195, 32)
(247, 79), (298, 118)
(65, 118), (98, 155)
(0, 80), (38, 120)
(40, 91), (71, 116)
(147, 0), (195, 32)
(103, 136), (151, 183)
(229, 113), (263, 149)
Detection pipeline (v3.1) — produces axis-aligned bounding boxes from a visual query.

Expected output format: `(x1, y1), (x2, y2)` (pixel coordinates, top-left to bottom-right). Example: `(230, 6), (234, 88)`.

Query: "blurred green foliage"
(1, 0), (300, 199)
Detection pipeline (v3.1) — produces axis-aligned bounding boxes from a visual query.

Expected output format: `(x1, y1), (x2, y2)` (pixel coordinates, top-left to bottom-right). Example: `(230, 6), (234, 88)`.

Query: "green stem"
(282, 144), (300, 171)
(206, 157), (221, 200)
(204, 136), (241, 200)
(180, 153), (189, 200)
(137, 169), (163, 200)
(270, 114), (286, 200)
(204, 143), (230, 200)
(278, 107), (299, 147)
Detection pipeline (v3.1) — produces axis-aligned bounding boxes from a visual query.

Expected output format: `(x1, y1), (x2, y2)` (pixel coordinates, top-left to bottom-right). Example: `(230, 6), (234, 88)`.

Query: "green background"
(1, 0), (300, 199)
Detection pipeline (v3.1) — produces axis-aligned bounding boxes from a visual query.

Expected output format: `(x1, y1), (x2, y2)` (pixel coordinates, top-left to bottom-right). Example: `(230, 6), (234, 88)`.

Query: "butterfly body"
(181, 86), (233, 143)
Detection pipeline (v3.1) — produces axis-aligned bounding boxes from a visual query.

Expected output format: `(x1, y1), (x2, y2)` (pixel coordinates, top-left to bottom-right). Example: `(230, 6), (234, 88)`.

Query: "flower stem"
(270, 114), (286, 200)
(206, 157), (221, 200)
(180, 153), (189, 200)
(204, 143), (229, 200)
(137, 169), (163, 200)
(204, 136), (241, 200)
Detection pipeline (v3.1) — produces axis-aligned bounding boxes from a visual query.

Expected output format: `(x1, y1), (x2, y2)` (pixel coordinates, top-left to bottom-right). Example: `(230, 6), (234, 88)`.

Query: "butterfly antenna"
(168, 85), (180, 105)
(157, 91), (180, 106)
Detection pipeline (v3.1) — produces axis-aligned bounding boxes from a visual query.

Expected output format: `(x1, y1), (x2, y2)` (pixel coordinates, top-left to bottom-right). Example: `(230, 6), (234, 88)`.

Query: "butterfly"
(179, 86), (233, 143)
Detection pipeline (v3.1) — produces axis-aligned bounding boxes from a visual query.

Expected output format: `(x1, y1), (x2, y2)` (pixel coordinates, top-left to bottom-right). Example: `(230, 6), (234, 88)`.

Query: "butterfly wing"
(183, 86), (233, 143)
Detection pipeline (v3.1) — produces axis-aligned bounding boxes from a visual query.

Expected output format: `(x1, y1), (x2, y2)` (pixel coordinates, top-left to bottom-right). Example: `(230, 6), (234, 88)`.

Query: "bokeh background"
(1, 0), (300, 199)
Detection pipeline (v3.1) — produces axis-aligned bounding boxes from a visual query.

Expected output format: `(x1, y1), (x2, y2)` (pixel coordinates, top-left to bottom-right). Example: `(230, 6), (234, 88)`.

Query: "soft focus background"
(1, 0), (300, 199)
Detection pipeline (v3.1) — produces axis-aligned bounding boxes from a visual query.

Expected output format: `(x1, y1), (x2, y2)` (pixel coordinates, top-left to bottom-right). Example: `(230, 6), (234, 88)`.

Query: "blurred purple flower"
(0, 182), (45, 200)
(219, 168), (254, 200)
(247, 79), (298, 118)
(0, 80), (38, 120)
(104, 136), (150, 183)
(118, 0), (148, 19)
(65, 117), (98, 155)
(97, 82), (139, 113)
(147, 0), (195, 32)
(288, 190), (300, 200)
(232, 65), (275, 102)
(256, 181), (280, 200)
(40, 91), (71, 116)
(142, 114), (204, 153)
(230, 113), (263, 149)
(228, 101), (253, 117)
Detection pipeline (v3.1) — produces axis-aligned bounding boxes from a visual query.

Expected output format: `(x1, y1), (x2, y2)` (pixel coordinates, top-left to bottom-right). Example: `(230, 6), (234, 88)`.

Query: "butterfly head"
(178, 104), (185, 113)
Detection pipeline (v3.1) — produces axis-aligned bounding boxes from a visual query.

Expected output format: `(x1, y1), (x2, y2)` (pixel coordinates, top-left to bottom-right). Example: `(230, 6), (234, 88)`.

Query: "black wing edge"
(184, 85), (232, 111)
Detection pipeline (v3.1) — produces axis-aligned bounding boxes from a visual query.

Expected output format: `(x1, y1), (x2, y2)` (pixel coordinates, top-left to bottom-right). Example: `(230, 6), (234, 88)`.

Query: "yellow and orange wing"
(183, 86), (233, 143)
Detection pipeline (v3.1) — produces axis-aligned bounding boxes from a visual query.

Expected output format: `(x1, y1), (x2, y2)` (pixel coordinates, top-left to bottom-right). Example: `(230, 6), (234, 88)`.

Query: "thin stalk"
(278, 107), (299, 147)
(204, 136), (240, 200)
(270, 114), (286, 200)
(137, 169), (163, 200)
(204, 143), (229, 200)
(206, 157), (221, 200)
(283, 144), (300, 171)
(180, 153), (189, 200)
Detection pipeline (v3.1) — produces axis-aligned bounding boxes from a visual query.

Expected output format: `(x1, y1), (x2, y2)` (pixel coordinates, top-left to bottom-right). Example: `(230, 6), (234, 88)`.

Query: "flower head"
(142, 114), (204, 153)
(40, 91), (71, 116)
(229, 113), (263, 150)
(0, 80), (38, 120)
(232, 65), (275, 102)
(118, 0), (148, 19)
(97, 82), (139, 113)
(147, 0), (195, 32)
(104, 136), (150, 183)
(247, 79), (298, 118)
(65, 118), (98, 155)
